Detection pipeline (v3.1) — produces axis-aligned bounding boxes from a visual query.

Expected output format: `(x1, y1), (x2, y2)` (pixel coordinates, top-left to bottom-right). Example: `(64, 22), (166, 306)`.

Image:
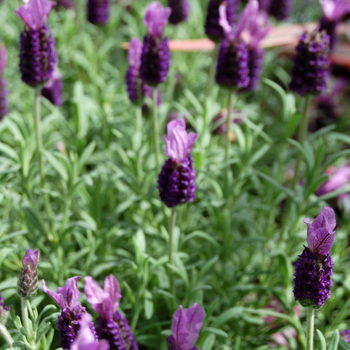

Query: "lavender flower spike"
(268, 0), (294, 21)
(158, 120), (198, 208)
(16, 0), (57, 87)
(205, 0), (238, 42)
(289, 30), (330, 96)
(0, 45), (8, 120)
(126, 38), (151, 105)
(168, 0), (190, 25)
(319, 0), (350, 49)
(239, 0), (272, 92)
(293, 207), (336, 308)
(84, 275), (138, 350)
(43, 276), (97, 350)
(140, 2), (171, 86)
(18, 249), (40, 299)
(215, 1), (250, 89)
(167, 304), (205, 350)
(41, 65), (63, 106)
(71, 314), (110, 350)
(87, 0), (110, 25)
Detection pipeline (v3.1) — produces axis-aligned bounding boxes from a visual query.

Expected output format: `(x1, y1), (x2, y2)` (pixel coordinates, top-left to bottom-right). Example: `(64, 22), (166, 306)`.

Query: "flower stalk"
(152, 88), (160, 172)
(0, 324), (13, 346)
(306, 306), (314, 350)
(168, 207), (177, 307)
(225, 90), (233, 192)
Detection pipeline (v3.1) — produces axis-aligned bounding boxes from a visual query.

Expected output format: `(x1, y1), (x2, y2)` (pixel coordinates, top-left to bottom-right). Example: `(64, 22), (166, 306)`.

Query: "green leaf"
(316, 329), (327, 350)
(204, 327), (228, 338)
(36, 322), (52, 342)
(143, 290), (153, 320)
(11, 342), (31, 350)
(211, 307), (243, 328)
(201, 334), (216, 350)
(263, 78), (288, 121)
(328, 330), (340, 350)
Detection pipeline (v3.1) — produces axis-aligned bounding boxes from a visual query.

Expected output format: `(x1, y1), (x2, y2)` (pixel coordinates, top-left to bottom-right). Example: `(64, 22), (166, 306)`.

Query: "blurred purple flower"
(0, 293), (9, 325)
(140, 2), (171, 86)
(71, 314), (109, 350)
(289, 30), (330, 96)
(213, 108), (245, 136)
(215, 1), (251, 89)
(55, 0), (75, 9)
(87, 0), (109, 25)
(126, 38), (151, 105)
(16, 0), (57, 87)
(205, 0), (238, 42)
(41, 65), (63, 106)
(0, 45), (8, 121)
(84, 276), (138, 350)
(341, 329), (350, 343)
(168, 0), (190, 25)
(158, 120), (198, 208)
(268, 0), (294, 21)
(18, 249), (40, 299)
(293, 207), (336, 308)
(317, 164), (350, 196)
(167, 304), (205, 350)
(319, 0), (350, 49)
(43, 276), (97, 349)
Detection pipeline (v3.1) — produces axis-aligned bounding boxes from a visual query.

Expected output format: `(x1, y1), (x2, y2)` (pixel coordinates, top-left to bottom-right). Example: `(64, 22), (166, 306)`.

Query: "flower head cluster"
(167, 304), (205, 350)
(267, 0), (294, 21)
(87, 0), (110, 25)
(43, 276), (97, 349)
(126, 38), (151, 105)
(18, 249), (40, 299)
(84, 275), (138, 350)
(205, 0), (238, 42)
(16, 0), (57, 87)
(293, 207), (336, 308)
(71, 314), (110, 350)
(319, 0), (350, 49)
(0, 45), (8, 120)
(140, 2), (171, 86)
(289, 30), (330, 96)
(168, 0), (190, 25)
(41, 65), (63, 106)
(158, 119), (198, 208)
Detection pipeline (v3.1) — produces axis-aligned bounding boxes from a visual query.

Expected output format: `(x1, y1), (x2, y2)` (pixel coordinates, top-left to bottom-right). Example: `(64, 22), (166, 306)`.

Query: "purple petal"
(187, 133), (199, 153)
(235, 0), (259, 39)
(42, 280), (66, 310)
(170, 304), (205, 350)
(71, 313), (110, 350)
(0, 45), (7, 74)
(56, 276), (81, 309)
(128, 37), (142, 68)
(143, 2), (171, 37)
(218, 3), (232, 37)
(104, 275), (121, 315)
(22, 249), (39, 270)
(320, 0), (350, 21)
(15, 0), (55, 31)
(84, 276), (104, 305)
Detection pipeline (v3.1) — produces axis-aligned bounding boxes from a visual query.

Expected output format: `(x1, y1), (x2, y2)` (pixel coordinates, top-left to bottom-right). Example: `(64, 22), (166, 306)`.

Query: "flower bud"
(18, 249), (40, 299)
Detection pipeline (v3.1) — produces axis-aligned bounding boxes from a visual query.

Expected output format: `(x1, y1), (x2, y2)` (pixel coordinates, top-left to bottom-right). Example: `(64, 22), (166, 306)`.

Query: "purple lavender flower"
(158, 119), (198, 208)
(238, 0), (272, 92)
(0, 45), (8, 121)
(289, 30), (330, 96)
(43, 276), (97, 350)
(317, 164), (350, 197)
(167, 304), (205, 350)
(341, 329), (350, 343)
(257, 0), (271, 11)
(71, 314), (110, 350)
(41, 65), (63, 106)
(293, 207), (336, 308)
(319, 0), (350, 50)
(0, 293), (9, 325)
(16, 0), (57, 87)
(87, 0), (109, 25)
(268, 0), (294, 21)
(18, 249), (39, 299)
(84, 275), (138, 350)
(168, 0), (190, 25)
(215, 1), (251, 89)
(140, 2), (171, 86)
(126, 38), (151, 105)
(205, 0), (238, 42)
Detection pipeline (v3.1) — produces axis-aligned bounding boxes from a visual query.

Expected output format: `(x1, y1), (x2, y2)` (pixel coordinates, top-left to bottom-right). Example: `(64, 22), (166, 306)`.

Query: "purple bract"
(168, 0), (190, 25)
(87, 0), (109, 25)
(41, 66), (63, 106)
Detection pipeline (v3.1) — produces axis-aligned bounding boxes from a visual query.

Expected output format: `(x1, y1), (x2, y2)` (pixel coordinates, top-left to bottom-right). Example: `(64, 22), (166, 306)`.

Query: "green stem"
(306, 307), (314, 350)
(225, 90), (233, 194)
(152, 88), (160, 172)
(291, 95), (311, 190)
(168, 208), (177, 309)
(205, 44), (218, 99)
(21, 298), (32, 343)
(0, 324), (13, 346)
(136, 106), (142, 135)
